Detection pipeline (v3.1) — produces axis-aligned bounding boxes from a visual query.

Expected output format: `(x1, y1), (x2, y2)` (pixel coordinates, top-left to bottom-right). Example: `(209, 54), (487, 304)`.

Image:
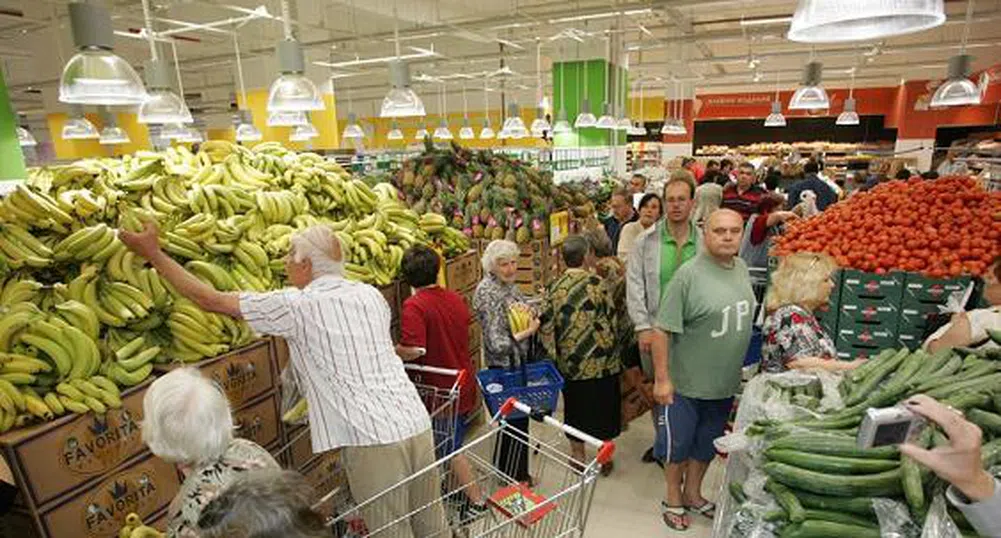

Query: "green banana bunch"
(0, 223), (54, 268)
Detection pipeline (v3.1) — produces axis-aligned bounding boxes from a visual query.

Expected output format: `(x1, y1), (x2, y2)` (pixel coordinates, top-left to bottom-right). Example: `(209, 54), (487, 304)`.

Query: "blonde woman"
(761, 253), (864, 373)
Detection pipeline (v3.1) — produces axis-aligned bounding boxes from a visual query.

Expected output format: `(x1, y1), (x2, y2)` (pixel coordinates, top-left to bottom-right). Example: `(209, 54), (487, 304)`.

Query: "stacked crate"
(897, 275), (972, 350)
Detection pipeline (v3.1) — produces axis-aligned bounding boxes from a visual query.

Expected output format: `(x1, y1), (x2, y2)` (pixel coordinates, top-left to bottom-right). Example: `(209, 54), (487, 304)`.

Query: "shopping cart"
(323, 397), (614, 537)
(404, 363), (468, 456)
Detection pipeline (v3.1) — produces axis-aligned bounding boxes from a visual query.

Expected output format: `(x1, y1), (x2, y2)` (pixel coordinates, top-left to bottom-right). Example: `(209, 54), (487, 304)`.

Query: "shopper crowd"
(79, 151), (999, 538)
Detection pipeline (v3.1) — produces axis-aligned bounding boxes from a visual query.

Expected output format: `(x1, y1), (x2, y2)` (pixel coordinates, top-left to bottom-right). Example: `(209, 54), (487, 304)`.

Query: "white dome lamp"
(431, 84), (453, 140)
(501, 102), (528, 139)
(415, 124), (429, 140)
(789, 59), (830, 110)
(552, 53), (573, 134)
(62, 105), (100, 140)
(629, 80), (648, 135)
(458, 85), (475, 140)
(764, 72), (787, 127)
(530, 108), (551, 137)
(387, 121), (404, 140)
(342, 113), (365, 139)
(234, 110), (263, 142)
(836, 70), (860, 126)
(787, 0), (944, 43)
(573, 59), (597, 128)
(98, 108), (131, 145)
(267, 0), (323, 113)
(530, 40), (552, 137)
(59, 1), (145, 105)
(16, 114), (37, 147)
(930, 1), (981, 107)
(479, 79), (496, 139)
(379, 6), (425, 118)
(136, 0), (191, 124)
(268, 110), (308, 127)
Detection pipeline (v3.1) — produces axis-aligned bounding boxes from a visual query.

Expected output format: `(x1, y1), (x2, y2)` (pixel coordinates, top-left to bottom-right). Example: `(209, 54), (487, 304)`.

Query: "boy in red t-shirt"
(396, 246), (485, 519)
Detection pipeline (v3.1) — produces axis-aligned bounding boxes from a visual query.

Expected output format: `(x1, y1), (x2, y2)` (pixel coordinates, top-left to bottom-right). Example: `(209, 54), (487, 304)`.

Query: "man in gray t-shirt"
(650, 209), (755, 531)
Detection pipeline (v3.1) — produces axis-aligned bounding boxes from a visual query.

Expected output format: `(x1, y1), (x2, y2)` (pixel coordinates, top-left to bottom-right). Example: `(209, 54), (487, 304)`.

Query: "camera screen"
(872, 420), (911, 447)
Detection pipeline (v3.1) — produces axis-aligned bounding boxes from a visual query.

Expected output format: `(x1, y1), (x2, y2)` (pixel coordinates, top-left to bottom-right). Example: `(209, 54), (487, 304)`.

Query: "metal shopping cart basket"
(322, 397), (614, 537)
(404, 363), (468, 457)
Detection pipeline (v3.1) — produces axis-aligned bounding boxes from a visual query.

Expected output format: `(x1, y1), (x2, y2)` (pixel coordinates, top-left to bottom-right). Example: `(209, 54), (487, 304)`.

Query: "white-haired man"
(120, 222), (446, 538)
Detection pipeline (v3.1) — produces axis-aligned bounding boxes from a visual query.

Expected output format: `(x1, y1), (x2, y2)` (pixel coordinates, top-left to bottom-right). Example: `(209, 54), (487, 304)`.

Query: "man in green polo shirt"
(651, 208), (755, 531)
(625, 170), (700, 469)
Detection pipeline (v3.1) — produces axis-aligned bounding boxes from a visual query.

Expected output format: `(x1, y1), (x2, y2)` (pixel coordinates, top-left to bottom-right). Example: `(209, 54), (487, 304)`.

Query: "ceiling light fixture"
(177, 126), (204, 144)
(531, 107), (551, 137)
(291, 121), (319, 141)
(596, 36), (616, 129)
(267, 0), (323, 112)
(837, 69), (860, 125)
(501, 102), (528, 139)
(232, 33), (260, 141)
(415, 124), (429, 140)
(379, 5), (425, 117)
(930, 1), (980, 107)
(98, 108), (130, 145)
(136, 0), (191, 124)
(628, 77), (648, 135)
(739, 15), (793, 27)
(342, 113), (365, 139)
(531, 39), (552, 136)
(159, 123), (187, 139)
(62, 105), (99, 139)
(787, 0), (945, 43)
(552, 46), (572, 135)
(431, 83), (452, 140)
(459, 118), (475, 140)
(788, 57), (830, 110)
(574, 23), (597, 129)
(387, 121), (404, 140)
(480, 80), (495, 139)
(765, 72), (787, 127)
(235, 111), (263, 142)
(17, 116), (37, 147)
(60, 1), (145, 105)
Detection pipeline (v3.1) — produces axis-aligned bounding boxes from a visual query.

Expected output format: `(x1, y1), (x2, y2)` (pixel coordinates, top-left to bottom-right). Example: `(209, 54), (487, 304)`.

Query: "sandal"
(661, 502), (689, 531)
(686, 501), (716, 519)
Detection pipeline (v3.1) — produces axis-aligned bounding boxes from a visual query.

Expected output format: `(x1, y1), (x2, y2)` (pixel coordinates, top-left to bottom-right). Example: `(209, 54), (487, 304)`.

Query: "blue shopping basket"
(477, 361), (564, 421)
(743, 326), (763, 367)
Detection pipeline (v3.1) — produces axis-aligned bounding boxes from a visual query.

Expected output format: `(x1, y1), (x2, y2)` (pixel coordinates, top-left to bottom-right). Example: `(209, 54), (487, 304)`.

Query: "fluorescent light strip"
(314, 47), (438, 68)
(740, 16), (793, 27)
(548, 8), (651, 24)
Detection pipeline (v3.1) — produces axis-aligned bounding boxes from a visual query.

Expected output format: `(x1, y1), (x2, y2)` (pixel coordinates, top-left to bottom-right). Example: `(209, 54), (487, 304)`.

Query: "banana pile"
(118, 512), (164, 538)
(0, 140), (470, 433)
(506, 303), (535, 335)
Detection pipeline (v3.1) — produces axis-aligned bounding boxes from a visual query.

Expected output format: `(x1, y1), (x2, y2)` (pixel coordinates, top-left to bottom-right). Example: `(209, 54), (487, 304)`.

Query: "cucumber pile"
(729, 346), (1001, 537)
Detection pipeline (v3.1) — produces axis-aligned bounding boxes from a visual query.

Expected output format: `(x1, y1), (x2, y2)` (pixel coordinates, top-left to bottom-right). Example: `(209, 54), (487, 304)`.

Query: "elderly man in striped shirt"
(120, 222), (447, 538)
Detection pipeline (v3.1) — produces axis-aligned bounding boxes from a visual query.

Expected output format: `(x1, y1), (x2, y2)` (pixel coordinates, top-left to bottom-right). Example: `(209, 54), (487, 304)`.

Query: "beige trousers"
(342, 429), (448, 538)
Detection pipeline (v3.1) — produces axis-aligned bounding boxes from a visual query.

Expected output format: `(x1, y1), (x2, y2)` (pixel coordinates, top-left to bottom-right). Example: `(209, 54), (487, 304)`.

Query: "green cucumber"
(769, 434), (899, 459)
(764, 462), (904, 497)
(926, 372), (1001, 400)
(848, 348), (897, 383)
(845, 350), (909, 406)
(765, 449), (900, 475)
(884, 351), (927, 388)
(986, 328), (1001, 345)
(764, 509), (787, 522)
(967, 408), (1001, 435)
(993, 392), (1001, 414)
(901, 429), (931, 517)
(940, 391), (992, 412)
(790, 490), (876, 516)
(728, 482), (747, 504)
(765, 479), (806, 523)
(915, 355), (963, 388)
(801, 509), (877, 528)
(781, 520), (881, 538)
(795, 414), (862, 430)
(913, 361), (999, 393)
(911, 348), (954, 380)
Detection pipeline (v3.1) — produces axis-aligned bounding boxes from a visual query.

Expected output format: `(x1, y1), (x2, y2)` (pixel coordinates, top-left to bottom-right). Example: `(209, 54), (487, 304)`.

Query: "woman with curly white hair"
(473, 239), (540, 483)
(142, 367), (280, 538)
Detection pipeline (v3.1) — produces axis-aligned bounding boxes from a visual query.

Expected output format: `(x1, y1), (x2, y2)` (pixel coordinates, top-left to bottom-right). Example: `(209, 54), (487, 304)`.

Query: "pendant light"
(595, 33), (616, 129)
(930, 1), (980, 107)
(659, 80), (673, 135)
(615, 46), (631, 131)
(16, 114), (37, 147)
(672, 81), (688, 135)
(529, 41), (552, 137)
(177, 126), (204, 143)
(98, 108), (130, 145)
(765, 72), (787, 127)
(136, 0), (191, 124)
(433, 84), (453, 140)
(553, 52), (572, 134)
(574, 28), (597, 128)
(629, 79), (648, 135)
(661, 79), (685, 135)
(291, 119), (319, 141)
(268, 110), (308, 127)
(501, 102), (528, 139)
(60, 0), (145, 105)
(267, 0), (323, 112)
(232, 33), (261, 141)
(789, 51), (830, 110)
(342, 113), (364, 139)
(788, 0), (945, 44)
(380, 4), (425, 117)
(387, 121), (404, 140)
(837, 69), (860, 125)
(459, 86), (475, 139)
(415, 124), (429, 140)
(62, 105), (99, 139)
(160, 123), (187, 139)
(479, 80), (495, 139)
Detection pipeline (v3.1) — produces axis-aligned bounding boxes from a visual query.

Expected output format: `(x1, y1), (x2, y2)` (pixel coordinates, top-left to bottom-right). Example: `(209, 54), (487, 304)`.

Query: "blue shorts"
(659, 394), (733, 464)
(433, 413), (470, 459)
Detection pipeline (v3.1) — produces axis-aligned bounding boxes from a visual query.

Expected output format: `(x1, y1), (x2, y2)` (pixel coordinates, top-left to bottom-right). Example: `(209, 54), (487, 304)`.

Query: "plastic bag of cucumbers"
(716, 346), (1001, 538)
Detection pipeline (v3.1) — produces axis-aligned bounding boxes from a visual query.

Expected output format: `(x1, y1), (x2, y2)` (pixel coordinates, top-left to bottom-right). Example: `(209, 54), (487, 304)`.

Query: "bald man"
(649, 209), (756, 530)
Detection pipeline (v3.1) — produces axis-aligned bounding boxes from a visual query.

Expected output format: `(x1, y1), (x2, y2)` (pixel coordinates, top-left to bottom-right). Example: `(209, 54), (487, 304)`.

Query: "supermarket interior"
(1, 0), (1001, 537)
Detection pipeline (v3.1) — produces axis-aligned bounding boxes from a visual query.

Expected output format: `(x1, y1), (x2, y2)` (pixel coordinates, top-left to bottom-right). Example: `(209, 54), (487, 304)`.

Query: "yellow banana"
(63, 324), (100, 379)
(59, 394), (90, 414)
(43, 391), (66, 416)
(0, 379), (26, 411)
(24, 392), (54, 420)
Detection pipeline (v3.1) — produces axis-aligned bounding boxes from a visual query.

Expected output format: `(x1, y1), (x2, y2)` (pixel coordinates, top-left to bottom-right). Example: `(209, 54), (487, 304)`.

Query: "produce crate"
(153, 339), (275, 411)
(0, 380), (152, 510)
(3, 451), (181, 538)
(813, 303), (838, 339)
(898, 300), (945, 332)
(897, 326), (928, 351)
(301, 448), (348, 520)
(836, 322), (898, 360)
(232, 391), (281, 451)
(836, 299), (900, 327)
(840, 269), (904, 304)
(902, 273), (973, 305)
(272, 336), (290, 373)
(444, 250), (480, 293)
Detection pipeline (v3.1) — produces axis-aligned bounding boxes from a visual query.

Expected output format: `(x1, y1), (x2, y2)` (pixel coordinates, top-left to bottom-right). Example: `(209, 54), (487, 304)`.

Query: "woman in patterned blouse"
(761, 253), (864, 373)
(142, 368), (280, 538)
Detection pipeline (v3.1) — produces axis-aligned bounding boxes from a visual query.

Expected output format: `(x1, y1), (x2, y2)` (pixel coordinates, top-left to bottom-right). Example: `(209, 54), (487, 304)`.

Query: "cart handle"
(498, 397), (617, 465)
(404, 364), (467, 391)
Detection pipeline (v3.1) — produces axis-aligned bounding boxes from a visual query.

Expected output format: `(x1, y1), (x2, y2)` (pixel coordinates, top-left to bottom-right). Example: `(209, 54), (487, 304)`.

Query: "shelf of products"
(626, 142), (663, 172)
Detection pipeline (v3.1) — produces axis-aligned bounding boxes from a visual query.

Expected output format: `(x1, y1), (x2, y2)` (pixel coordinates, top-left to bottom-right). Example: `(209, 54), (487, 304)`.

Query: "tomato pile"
(774, 176), (1001, 277)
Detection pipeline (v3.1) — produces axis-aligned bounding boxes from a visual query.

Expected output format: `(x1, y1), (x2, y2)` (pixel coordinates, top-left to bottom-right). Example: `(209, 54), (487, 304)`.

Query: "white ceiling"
(4, 0), (1001, 130)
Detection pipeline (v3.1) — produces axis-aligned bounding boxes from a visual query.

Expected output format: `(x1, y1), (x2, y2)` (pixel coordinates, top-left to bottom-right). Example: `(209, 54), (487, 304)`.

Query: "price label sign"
(549, 210), (570, 246)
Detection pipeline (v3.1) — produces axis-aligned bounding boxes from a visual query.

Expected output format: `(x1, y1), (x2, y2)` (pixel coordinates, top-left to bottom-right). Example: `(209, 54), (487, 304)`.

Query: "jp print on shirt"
(710, 300), (752, 338)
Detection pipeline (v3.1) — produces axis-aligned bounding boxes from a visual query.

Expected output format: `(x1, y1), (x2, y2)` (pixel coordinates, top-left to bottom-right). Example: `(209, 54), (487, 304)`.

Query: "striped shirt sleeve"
(239, 290), (299, 337)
